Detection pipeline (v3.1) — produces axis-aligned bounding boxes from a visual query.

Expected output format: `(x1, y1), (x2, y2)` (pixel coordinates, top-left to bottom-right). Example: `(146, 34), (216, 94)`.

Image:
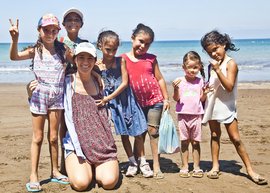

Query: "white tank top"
(202, 55), (237, 123)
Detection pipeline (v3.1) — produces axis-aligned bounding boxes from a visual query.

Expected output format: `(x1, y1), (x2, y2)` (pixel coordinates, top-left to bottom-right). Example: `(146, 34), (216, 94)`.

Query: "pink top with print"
(175, 77), (204, 115)
(122, 53), (163, 107)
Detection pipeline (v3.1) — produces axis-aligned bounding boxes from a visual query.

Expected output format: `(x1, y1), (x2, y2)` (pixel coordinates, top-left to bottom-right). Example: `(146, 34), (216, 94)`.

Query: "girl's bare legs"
(134, 134), (145, 159)
(191, 140), (201, 170)
(121, 134), (145, 159)
(122, 135), (146, 177)
(121, 135), (133, 158)
(48, 110), (67, 180)
(95, 160), (119, 190)
(180, 140), (189, 170)
(59, 112), (67, 175)
(208, 120), (221, 172)
(65, 152), (93, 191)
(225, 119), (261, 178)
(30, 114), (46, 183)
(147, 126), (160, 174)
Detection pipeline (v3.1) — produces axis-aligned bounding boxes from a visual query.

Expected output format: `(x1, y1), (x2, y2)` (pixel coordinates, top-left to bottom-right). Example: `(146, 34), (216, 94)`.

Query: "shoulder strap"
(207, 64), (211, 82)
(116, 56), (122, 68)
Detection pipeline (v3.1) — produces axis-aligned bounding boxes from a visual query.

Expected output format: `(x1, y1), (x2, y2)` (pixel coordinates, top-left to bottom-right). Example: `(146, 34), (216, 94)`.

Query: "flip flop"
(250, 175), (268, 185)
(153, 170), (164, 179)
(26, 182), (42, 192)
(207, 170), (220, 179)
(50, 174), (70, 185)
(179, 169), (190, 178)
(192, 169), (204, 178)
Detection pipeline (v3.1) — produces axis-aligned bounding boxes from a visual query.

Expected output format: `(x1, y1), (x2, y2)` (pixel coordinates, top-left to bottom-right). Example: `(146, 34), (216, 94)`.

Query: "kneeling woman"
(63, 42), (119, 191)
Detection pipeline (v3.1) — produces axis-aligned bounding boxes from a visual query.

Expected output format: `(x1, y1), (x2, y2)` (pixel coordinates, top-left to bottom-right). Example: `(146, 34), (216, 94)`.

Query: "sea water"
(1, 39), (270, 83)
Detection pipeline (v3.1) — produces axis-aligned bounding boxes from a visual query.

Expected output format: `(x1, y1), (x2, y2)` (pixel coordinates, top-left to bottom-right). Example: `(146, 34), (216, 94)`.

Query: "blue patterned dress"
(101, 57), (147, 136)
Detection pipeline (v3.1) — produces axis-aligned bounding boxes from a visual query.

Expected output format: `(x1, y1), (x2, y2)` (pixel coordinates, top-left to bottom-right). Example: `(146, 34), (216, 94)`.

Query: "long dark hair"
(29, 35), (66, 70)
(201, 30), (239, 52)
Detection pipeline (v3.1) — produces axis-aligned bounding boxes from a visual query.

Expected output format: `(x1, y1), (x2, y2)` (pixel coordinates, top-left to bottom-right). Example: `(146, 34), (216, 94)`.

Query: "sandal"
(179, 169), (190, 178)
(192, 169), (204, 178)
(249, 174), (268, 185)
(153, 170), (164, 179)
(26, 182), (42, 192)
(50, 174), (69, 185)
(207, 170), (220, 179)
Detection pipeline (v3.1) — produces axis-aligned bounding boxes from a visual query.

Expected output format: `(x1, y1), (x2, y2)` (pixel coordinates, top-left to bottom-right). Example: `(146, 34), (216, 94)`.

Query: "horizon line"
(1, 37), (270, 44)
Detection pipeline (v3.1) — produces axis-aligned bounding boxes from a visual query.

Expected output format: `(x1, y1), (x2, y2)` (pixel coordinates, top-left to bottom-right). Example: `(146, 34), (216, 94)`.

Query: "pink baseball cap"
(38, 13), (61, 29)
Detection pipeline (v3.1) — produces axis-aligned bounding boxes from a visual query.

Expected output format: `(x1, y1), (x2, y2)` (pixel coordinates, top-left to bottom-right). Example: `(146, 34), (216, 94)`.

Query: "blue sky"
(1, 0), (269, 43)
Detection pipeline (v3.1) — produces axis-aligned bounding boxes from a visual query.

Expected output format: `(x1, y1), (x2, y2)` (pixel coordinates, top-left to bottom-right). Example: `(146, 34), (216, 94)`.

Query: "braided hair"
(183, 51), (205, 80)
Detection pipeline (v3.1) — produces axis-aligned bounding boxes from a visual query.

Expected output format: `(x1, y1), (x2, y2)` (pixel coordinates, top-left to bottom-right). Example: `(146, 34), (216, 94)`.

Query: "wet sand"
(0, 82), (269, 193)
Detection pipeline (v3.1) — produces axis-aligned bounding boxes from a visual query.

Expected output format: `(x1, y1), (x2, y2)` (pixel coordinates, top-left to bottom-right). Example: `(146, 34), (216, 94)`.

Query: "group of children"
(9, 7), (267, 192)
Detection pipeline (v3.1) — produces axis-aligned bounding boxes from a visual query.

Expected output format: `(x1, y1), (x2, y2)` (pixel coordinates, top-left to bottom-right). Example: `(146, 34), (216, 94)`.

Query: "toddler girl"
(172, 51), (207, 178)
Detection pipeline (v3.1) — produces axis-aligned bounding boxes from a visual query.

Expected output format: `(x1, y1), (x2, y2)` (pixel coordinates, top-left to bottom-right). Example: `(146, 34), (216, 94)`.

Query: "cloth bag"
(158, 110), (180, 154)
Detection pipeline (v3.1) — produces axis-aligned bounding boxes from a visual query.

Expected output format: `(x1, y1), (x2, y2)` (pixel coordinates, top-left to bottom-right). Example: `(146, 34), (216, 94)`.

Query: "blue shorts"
(64, 149), (74, 159)
(142, 102), (163, 128)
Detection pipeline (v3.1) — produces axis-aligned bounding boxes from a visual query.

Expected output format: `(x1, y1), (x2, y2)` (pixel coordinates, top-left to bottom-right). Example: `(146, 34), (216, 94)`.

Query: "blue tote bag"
(158, 110), (180, 154)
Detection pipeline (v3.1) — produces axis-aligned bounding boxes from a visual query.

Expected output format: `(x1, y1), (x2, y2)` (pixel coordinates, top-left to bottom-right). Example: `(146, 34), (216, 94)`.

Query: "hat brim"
(63, 8), (83, 21)
(40, 23), (61, 30)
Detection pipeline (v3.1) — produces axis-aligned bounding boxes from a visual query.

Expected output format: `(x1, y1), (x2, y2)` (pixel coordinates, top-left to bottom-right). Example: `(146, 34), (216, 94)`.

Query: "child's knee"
(181, 140), (189, 146)
(134, 135), (144, 142)
(211, 131), (221, 140)
(32, 134), (43, 145)
(191, 140), (200, 148)
(49, 135), (58, 145)
(148, 127), (159, 138)
(230, 137), (242, 147)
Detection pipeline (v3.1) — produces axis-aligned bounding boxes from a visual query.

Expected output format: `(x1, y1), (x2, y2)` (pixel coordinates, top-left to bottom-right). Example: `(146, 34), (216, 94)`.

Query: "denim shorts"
(64, 149), (74, 159)
(142, 102), (163, 128)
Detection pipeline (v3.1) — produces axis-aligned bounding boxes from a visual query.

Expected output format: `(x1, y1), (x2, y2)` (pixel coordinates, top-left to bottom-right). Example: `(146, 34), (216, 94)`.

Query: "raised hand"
(9, 19), (19, 41)
(209, 59), (221, 73)
(203, 81), (214, 94)
(172, 78), (181, 89)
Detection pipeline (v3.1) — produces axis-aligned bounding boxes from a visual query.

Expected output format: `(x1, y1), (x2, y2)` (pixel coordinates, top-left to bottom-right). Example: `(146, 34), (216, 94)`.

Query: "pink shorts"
(178, 114), (202, 142)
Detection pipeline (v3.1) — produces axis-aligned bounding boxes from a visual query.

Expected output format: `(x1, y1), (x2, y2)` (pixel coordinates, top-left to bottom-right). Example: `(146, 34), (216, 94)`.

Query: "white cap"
(63, 8), (83, 22)
(75, 42), (97, 57)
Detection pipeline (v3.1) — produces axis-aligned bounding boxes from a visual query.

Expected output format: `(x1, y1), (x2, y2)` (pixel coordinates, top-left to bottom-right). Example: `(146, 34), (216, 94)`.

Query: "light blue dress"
(101, 57), (147, 136)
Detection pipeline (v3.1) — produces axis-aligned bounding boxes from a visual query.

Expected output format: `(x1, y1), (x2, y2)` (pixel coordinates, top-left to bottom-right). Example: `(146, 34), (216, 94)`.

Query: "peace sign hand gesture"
(9, 19), (19, 42)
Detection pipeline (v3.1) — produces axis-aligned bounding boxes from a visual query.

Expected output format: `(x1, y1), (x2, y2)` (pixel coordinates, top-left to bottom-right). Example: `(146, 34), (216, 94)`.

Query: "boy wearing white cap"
(60, 7), (86, 74)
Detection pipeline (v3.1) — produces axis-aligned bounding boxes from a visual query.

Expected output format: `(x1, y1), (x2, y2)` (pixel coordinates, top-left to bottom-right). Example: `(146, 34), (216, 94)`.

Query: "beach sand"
(0, 82), (270, 193)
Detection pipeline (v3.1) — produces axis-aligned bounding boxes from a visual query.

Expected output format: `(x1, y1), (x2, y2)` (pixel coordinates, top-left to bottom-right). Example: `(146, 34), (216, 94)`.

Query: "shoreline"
(1, 81), (270, 89)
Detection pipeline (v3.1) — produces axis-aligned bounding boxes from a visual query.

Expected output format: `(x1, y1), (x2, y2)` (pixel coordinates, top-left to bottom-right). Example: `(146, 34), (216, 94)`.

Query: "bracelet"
(163, 99), (170, 103)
